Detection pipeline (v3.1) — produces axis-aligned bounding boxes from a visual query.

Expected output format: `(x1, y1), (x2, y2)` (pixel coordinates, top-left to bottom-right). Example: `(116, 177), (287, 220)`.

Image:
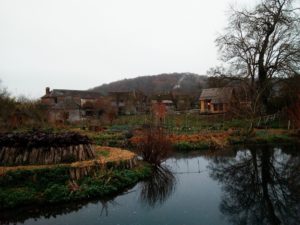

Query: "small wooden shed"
(199, 87), (236, 114)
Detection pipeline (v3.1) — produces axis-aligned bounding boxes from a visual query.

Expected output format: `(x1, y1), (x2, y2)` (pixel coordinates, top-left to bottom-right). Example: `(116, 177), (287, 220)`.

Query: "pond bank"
(0, 147), (152, 210)
(159, 129), (299, 152)
(2, 145), (299, 225)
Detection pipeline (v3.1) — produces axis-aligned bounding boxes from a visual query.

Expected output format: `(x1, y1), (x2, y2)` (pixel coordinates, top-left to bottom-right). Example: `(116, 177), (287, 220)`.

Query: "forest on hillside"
(92, 73), (207, 96)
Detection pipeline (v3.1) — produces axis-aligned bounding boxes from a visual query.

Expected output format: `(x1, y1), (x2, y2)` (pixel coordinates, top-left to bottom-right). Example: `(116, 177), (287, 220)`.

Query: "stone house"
(108, 90), (148, 115)
(199, 87), (237, 114)
(41, 87), (103, 123)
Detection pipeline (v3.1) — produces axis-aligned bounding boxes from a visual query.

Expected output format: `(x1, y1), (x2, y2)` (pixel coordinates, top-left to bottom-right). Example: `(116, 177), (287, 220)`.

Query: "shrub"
(136, 127), (173, 165)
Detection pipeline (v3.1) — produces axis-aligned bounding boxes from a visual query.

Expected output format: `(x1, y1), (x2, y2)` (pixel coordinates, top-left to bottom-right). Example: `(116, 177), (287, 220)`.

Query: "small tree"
(152, 101), (167, 126)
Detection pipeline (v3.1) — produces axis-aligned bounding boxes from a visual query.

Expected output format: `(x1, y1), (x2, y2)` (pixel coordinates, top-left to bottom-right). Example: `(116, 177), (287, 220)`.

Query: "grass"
(91, 132), (125, 146)
(111, 114), (228, 134)
(44, 115), (294, 151)
(253, 130), (294, 143)
(96, 149), (110, 157)
(173, 141), (210, 151)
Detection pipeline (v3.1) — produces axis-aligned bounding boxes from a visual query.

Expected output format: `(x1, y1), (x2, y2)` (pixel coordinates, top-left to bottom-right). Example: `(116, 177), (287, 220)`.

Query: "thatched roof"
(199, 87), (234, 104)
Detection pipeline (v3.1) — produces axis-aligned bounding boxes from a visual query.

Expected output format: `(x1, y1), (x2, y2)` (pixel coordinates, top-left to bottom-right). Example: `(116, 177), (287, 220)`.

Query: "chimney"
(46, 87), (50, 95)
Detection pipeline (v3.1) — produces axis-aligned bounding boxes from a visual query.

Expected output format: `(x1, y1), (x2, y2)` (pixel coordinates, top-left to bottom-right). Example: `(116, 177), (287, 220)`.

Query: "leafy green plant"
(43, 184), (70, 203)
(0, 164), (152, 210)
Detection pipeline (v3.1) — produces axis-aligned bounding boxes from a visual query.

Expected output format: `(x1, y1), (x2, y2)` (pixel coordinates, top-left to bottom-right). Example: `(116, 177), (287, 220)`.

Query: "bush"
(136, 127), (173, 165)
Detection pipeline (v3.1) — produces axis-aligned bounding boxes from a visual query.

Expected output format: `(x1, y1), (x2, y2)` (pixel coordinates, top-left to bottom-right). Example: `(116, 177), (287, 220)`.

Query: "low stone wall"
(0, 144), (95, 166)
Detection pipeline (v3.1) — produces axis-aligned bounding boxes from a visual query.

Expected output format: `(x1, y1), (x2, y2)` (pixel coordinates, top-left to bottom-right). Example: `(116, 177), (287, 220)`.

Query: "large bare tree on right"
(217, 0), (300, 113)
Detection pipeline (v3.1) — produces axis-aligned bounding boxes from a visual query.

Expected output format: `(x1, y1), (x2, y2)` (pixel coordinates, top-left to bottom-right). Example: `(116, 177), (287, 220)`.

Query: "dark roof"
(199, 87), (234, 104)
(42, 89), (102, 99)
(151, 92), (173, 100)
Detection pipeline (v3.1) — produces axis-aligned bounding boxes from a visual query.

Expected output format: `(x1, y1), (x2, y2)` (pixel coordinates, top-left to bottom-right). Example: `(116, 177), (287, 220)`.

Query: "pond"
(1, 145), (299, 225)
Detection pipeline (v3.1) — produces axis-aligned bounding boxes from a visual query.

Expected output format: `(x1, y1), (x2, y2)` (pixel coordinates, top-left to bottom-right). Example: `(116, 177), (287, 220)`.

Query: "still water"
(1, 145), (299, 225)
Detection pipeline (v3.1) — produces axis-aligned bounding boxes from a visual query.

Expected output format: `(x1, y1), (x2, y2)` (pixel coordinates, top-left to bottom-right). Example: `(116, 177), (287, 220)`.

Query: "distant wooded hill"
(91, 73), (207, 96)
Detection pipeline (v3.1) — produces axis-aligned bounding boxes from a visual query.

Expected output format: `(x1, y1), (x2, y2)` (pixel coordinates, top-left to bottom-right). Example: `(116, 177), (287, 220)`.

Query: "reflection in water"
(99, 198), (119, 216)
(139, 165), (176, 208)
(0, 197), (118, 225)
(208, 145), (300, 225)
(1, 146), (299, 225)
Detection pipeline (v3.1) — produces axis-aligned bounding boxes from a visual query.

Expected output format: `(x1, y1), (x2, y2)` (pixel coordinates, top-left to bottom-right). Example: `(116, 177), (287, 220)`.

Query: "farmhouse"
(41, 87), (103, 123)
(108, 90), (148, 115)
(199, 87), (236, 114)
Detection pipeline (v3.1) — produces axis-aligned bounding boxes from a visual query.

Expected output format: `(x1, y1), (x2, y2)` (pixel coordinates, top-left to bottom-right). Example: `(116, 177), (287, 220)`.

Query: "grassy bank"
(0, 163), (151, 210)
(245, 130), (299, 145)
(171, 129), (299, 151)
(173, 141), (210, 151)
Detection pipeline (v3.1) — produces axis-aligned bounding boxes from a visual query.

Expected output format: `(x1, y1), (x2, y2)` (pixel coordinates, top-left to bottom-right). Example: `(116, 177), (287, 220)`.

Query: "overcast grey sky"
(0, 0), (256, 98)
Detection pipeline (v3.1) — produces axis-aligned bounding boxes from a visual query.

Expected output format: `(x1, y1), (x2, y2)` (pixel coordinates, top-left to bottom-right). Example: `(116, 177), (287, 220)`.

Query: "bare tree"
(216, 0), (300, 112)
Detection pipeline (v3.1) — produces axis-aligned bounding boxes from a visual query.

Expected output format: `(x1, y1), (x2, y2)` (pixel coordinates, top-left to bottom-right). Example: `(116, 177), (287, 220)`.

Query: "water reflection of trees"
(0, 197), (118, 224)
(208, 146), (300, 225)
(139, 165), (176, 208)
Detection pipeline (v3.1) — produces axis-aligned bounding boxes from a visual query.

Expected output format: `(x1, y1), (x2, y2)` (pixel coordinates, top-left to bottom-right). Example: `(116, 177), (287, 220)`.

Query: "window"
(85, 111), (94, 117)
(213, 104), (218, 111)
(219, 104), (223, 111)
(207, 101), (211, 111)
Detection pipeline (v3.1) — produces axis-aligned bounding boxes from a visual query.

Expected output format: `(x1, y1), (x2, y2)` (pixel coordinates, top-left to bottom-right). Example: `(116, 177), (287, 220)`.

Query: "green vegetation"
(103, 114), (298, 152)
(96, 149), (110, 157)
(249, 131), (295, 144)
(91, 131), (126, 147)
(227, 129), (298, 145)
(0, 164), (152, 210)
(112, 114), (290, 135)
(173, 141), (210, 151)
